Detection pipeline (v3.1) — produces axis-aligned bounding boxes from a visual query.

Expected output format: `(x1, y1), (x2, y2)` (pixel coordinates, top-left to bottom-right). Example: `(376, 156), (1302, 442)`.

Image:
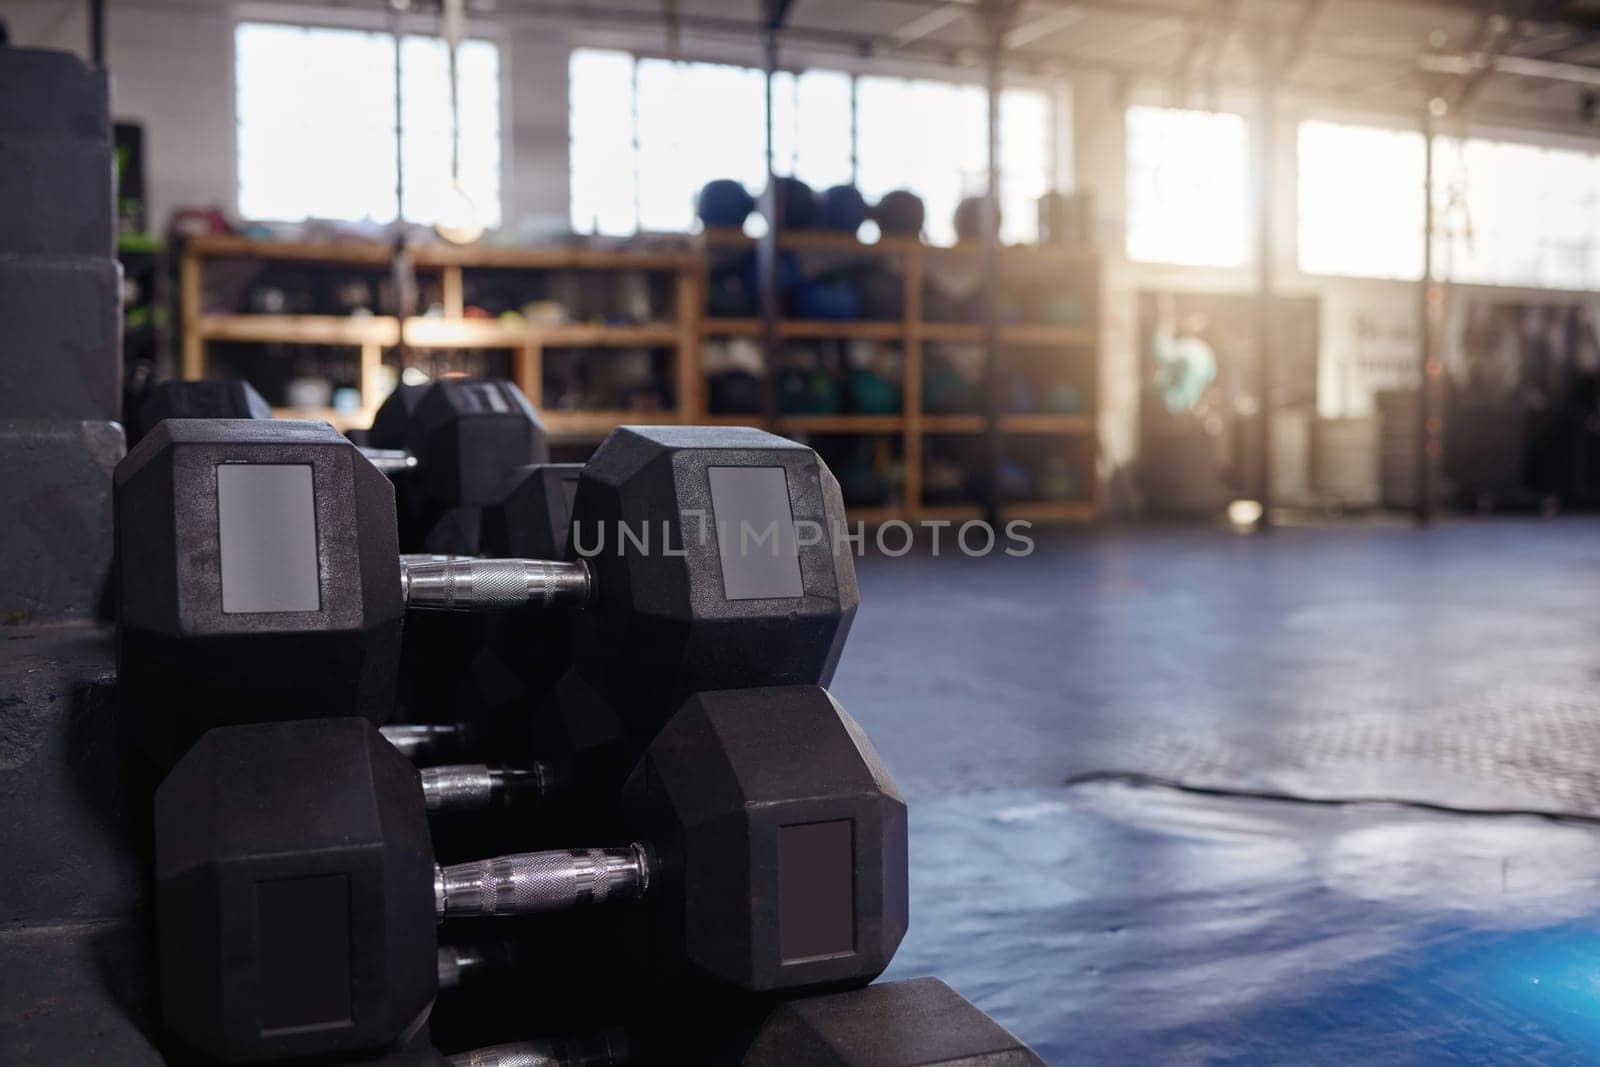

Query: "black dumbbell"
(154, 378), (562, 720)
(115, 418), (857, 766)
(404, 421), (859, 753)
(458, 462), (585, 733)
(366, 378), (549, 554)
(126, 377), (549, 555)
(156, 686), (908, 1063)
(127, 378), (272, 446)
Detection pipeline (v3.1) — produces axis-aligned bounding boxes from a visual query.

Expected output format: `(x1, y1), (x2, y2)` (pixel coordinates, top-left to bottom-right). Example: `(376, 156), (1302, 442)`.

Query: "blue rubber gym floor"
(840, 518), (1600, 1064)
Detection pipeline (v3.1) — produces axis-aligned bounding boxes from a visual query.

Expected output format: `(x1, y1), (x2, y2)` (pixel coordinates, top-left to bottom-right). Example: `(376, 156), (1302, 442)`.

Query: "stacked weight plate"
(0, 42), (123, 620)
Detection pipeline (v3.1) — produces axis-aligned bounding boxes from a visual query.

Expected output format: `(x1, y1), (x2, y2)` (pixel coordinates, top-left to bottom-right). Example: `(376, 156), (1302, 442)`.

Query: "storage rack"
(696, 227), (1101, 525)
(179, 235), (702, 439)
(178, 231), (1099, 524)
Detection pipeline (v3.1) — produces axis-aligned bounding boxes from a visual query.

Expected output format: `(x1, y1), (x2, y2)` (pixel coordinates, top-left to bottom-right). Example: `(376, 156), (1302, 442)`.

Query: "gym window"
(1297, 119), (1600, 290)
(568, 48), (1056, 245)
(1124, 105), (1249, 268)
(234, 21), (502, 228)
(1434, 136), (1600, 291)
(1297, 120), (1426, 282)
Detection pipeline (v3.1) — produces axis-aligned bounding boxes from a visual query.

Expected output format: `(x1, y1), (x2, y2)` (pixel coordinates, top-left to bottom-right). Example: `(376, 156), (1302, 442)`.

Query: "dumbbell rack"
(178, 235), (703, 440)
(696, 227), (1102, 526)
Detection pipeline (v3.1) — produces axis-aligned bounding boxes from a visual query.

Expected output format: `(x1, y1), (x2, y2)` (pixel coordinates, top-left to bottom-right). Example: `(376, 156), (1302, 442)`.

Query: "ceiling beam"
(1004, 5), (1089, 49)
(889, 3), (971, 46)
(1422, 47), (1600, 86)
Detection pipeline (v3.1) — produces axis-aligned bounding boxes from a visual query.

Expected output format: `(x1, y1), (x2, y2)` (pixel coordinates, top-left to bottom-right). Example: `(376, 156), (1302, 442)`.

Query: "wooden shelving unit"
(696, 228), (1101, 525)
(177, 231), (1100, 525)
(180, 236), (702, 439)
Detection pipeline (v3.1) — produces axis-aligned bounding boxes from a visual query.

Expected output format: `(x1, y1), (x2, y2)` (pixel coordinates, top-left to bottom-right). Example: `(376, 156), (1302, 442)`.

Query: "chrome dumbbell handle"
(435, 844), (651, 918)
(401, 557), (590, 612)
(418, 762), (564, 811)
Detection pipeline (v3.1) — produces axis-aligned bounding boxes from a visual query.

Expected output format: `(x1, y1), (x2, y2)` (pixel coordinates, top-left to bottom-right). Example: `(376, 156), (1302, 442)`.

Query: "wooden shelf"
(186, 234), (693, 273)
(698, 228), (916, 254)
(925, 241), (1099, 264)
(700, 318), (902, 340)
(419, 245), (693, 272)
(698, 228), (756, 249)
(186, 235), (395, 266)
(708, 320), (1092, 346)
(401, 318), (526, 348)
(1003, 325), (1097, 346)
(922, 414), (985, 434)
(197, 315), (396, 346)
(780, 320), (903, 341)
(917, 322), (981, 343)
(202, 313), (1077, 352)
(697, 413), (764, 426)
(702, 318), (763, 336)
(918, 323), (1095, 345)
(1003, 413), (1095, 435)
(543, 410), (681, 438)
(696, 228), (1093, 263)
(269, 406), (374, 432)
(707, 413), (1069, 438)
(539, 323), (682, 347)
(779, 231), (920, 254)
(779, 415), (904, 434)
(197, 315), (682, 350)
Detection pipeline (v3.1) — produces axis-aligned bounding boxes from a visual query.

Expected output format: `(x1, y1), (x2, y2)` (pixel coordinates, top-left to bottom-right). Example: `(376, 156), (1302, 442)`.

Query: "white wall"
(6, 0), (237, 230)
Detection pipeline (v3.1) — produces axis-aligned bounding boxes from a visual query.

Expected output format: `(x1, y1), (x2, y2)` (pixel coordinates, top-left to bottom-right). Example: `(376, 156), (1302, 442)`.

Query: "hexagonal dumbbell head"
(156, 718), (437, 1063)
(464, 463), (586, 731)
(130, 378), (272, 447)
(570, 427), (858, 740)
(114, 419), (404, 765)
(369, 379), (549, 554)
(480, 462), (583, 561)
(367, 382), (428, 449)
(621, 686), (907, 995)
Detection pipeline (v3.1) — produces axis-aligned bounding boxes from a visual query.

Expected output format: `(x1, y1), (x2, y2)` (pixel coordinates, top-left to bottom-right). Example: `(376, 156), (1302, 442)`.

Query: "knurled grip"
(402, 558), (590, 611)
(435, 844), (651, 918)
(451, 1046), (563, 1067)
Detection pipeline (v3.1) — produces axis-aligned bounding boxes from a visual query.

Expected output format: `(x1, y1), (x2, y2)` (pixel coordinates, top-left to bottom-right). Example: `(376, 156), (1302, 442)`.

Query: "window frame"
(566, 45), (1061, 244)
(230, 16), (510, 229)
(1290, 104), (1600, 293)
(1122, 102), (1253, 270)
